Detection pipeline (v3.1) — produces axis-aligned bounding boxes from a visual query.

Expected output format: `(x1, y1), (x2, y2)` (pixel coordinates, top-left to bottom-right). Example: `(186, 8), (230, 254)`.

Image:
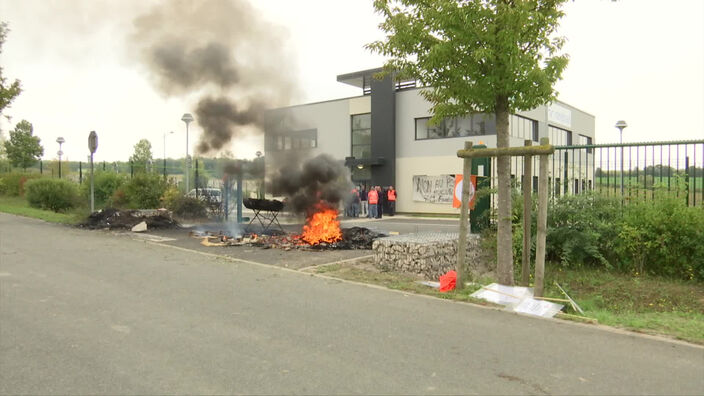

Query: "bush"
(108, 188), (129, 208)
(0, 172), (42, 196)
(80, 171), (127, 205)
(616, 197), (704, 281)
(536, 192), (703, 281)
(171, 196), (207, 219)
(160, 185), (181, 210)
(122, 173), (167, 209)
(545, 193), (621, 269)
(24, 178), (79, 212)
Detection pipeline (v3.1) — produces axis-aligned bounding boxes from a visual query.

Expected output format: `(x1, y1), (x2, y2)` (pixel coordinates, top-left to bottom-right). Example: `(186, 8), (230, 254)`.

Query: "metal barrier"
(487, 139), (703, 207)
(553, 140), (703, 206)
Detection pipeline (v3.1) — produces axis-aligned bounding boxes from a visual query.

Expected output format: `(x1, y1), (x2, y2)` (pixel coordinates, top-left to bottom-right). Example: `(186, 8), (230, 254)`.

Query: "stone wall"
(372, 232), (483, 280)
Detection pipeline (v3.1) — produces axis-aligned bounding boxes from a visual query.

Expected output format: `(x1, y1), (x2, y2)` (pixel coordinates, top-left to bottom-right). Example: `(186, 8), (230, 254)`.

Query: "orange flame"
(300, 202), (342, 245)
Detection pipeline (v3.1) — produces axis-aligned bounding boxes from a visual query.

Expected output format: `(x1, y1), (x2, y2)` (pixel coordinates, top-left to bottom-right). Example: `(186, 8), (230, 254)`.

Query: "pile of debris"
(192, 226), (384, 251)
(79, 208), (180, 231)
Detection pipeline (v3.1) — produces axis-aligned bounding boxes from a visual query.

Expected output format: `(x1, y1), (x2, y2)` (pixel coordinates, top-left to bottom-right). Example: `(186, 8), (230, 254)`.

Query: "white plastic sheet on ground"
(470, 283), (563, 318)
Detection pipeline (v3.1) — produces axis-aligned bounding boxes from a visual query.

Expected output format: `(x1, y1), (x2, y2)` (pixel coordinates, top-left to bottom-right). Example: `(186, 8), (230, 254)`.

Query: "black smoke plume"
(270, 154), (353, 214)
(129, 0), (298, 154)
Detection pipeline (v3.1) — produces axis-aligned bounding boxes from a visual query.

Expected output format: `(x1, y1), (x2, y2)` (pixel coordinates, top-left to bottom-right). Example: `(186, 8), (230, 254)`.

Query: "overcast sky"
(0, 0), (702, 163)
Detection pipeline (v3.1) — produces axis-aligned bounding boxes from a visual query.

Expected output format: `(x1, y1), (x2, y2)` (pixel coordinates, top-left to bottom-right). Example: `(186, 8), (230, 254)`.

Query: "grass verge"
(0, 195), (86, 224)
(314, 259), (704, 345)
(546, 268), (704, 344)
(313, 260), (501, 306)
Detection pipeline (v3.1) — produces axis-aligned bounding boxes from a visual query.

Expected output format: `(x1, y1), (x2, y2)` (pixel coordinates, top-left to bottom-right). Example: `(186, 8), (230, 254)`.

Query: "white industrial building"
(265, 68), (595, 215)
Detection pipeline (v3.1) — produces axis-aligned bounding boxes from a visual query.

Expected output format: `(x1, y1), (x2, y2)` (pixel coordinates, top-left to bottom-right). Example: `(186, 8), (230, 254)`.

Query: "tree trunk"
(495, 95), (514, 285)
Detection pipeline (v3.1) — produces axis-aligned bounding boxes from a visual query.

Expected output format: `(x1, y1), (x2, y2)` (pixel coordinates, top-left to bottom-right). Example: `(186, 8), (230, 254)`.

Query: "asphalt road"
(1, 213), (702, 395)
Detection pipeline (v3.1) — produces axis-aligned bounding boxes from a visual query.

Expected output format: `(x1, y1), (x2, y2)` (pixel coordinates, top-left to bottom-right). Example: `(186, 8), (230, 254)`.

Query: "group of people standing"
(345, 185), (396, 218)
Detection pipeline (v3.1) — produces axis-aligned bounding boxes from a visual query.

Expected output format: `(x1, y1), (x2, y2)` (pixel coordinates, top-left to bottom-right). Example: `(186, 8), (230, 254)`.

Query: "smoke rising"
(270, 154), (353, 214)
(129, 0), (298, 154)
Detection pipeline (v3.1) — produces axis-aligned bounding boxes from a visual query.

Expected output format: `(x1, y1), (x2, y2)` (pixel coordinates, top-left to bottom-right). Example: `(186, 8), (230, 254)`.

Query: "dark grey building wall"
(370, 75), (396, 187)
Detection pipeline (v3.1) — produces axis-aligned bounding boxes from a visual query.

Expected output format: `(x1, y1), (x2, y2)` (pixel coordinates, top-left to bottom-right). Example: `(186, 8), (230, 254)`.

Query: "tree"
(0, 22), (22, 115)
(368, 0), (569, 285)
(0, 130), (6, 159)
(130, 139), (154, 174)
(3, 120), (43, 170)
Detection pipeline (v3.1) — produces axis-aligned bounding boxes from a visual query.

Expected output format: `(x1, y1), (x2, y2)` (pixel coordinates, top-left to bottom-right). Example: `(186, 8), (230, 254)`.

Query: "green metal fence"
(485, 139), (703, 208)
(552, 139), (703, 206)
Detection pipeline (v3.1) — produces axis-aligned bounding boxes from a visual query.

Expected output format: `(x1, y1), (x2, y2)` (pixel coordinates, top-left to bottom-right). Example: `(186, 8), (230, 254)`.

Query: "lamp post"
(163, 131), (174, 179)
(615, 120), (627, 196)
(181, 113), (194, 193)
(56, 137), (65, 178)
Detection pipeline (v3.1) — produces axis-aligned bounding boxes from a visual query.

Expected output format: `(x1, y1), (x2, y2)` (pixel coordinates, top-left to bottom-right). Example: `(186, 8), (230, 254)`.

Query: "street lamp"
(56, 137), (65, 178)
(163, 131), (174, 179)
(181, 113), (194, 192)
(615, 120), (627, 196)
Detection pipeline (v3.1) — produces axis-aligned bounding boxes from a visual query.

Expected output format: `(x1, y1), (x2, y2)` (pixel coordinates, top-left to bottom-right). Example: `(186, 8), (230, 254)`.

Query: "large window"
(415, 113), (496, 140)
(510, 114), (539, 142)
(267, 129), (317, 152)
(578, 134), (593, 153)
(351, 113), (372, 181)
(548, 125), (572, 146)
(351, 113), (371, 159)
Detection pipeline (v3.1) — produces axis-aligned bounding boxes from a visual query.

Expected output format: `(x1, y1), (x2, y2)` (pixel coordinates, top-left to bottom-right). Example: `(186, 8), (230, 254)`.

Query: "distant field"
(594, 176), (703, 193)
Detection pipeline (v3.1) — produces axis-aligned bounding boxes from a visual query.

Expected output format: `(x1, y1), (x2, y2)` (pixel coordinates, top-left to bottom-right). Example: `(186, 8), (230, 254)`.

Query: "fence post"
(522, 140), (532, 286)
(534, 138), (550, 297)
(456, 141), (473, 290)
(40, 160), (43, 174)
(195, 159), (199, 199)
(224, 175), (230, 221)
(79, 161), (82, 184)
(685, 156), (690, 206)
(130, 161), (133, 178)
(236, 171), (243, 224)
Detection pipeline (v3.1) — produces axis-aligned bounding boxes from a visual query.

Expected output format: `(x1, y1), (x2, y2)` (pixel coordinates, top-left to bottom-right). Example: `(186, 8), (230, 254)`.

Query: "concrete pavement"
(1, 213), (702, 395)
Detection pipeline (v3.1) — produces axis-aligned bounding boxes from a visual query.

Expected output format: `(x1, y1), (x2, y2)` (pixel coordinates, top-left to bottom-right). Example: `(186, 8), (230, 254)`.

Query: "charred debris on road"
(193, 226), (385, 251)
(79, 208), (180, 230)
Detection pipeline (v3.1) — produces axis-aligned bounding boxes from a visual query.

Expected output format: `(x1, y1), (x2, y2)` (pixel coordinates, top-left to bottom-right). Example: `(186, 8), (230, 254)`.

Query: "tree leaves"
(3, 120), (43, 170)
(0, 22), (22, 115)
(368, 0), (569, 115)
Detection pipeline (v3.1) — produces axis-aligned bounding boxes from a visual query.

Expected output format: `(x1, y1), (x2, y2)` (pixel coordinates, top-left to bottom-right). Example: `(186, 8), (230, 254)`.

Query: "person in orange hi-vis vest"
(367, 186), (379, 219)
(387, 186), (396, 216)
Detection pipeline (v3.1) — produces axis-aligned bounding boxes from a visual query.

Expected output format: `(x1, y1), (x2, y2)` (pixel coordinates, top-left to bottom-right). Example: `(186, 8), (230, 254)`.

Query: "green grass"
(316, 260), (704, 344)
(545, 268), (704, 343)
(594, 176), (704, 193)
(315, 261), (502, 306)
(0, 195), (86, 224)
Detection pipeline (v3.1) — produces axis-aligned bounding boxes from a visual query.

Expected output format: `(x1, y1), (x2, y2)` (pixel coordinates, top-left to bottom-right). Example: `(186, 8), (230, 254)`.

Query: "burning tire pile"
(194, 224), (385, 251)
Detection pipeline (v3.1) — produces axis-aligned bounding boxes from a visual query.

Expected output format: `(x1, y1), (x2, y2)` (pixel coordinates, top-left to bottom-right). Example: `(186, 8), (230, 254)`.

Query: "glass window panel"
(415, 118), (429, 139)
(352, 129), (371, 145)
(445, 117), (463, 137)
(352, 113), (371, 130)
(471, 113), (496, 135)
(532, 120), (539, 142)
(428, 120), (444, 138)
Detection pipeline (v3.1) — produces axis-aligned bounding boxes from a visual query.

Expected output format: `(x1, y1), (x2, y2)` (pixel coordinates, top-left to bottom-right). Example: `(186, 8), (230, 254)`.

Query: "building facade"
(265, 68), (595, 215)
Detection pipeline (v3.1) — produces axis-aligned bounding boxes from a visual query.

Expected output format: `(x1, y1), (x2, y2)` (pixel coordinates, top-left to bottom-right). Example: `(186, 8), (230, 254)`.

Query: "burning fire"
(300, 202), (342, 245)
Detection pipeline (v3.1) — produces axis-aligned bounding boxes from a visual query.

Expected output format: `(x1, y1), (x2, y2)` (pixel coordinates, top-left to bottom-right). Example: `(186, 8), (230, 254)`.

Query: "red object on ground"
(439, 270), (457, 292)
